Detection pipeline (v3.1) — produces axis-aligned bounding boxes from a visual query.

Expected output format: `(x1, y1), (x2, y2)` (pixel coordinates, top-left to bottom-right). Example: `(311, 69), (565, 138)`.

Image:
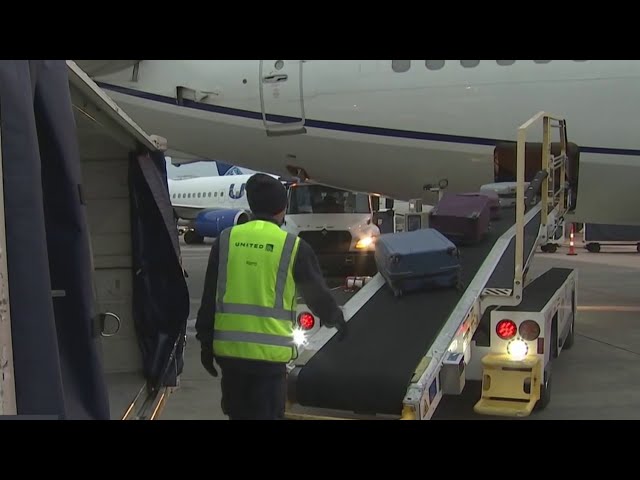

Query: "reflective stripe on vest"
(213, 220), (300, 363)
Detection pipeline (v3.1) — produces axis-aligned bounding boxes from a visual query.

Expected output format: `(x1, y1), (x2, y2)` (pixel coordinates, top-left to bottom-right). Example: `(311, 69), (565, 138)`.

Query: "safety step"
(473, 354), (542, 417)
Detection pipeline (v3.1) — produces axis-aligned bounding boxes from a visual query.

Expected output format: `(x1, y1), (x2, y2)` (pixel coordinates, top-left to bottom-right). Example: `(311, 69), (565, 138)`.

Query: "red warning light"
(298, 312), (315, 330)
(496, 319), (517, 340)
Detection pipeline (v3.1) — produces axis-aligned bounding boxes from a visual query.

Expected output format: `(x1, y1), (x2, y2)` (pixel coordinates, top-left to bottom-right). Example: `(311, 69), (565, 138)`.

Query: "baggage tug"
(285, 112), (577, 420)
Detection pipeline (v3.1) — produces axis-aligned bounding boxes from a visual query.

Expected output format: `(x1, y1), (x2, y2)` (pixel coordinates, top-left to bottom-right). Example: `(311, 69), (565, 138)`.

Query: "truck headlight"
(355, 236), (376, 249)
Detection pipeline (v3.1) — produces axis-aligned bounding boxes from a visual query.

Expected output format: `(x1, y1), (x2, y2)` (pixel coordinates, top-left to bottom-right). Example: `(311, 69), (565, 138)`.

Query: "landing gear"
(183, 230), (204, 245)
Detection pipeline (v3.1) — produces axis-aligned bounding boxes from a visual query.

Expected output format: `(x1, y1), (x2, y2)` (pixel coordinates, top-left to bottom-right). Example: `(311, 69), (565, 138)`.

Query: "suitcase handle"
(525, 170), (549, 207)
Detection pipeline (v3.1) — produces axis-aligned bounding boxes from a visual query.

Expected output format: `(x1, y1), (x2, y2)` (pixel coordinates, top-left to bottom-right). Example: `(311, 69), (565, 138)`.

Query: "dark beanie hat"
(246, 173), (288, 216)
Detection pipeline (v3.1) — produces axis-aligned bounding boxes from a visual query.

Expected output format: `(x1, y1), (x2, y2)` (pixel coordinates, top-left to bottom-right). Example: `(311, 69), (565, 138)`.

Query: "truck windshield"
(288, 185), (370, 214)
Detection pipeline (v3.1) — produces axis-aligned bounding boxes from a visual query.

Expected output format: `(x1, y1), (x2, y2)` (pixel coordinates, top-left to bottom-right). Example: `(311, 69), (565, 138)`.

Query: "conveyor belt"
(293, 210), (523, 416)
(486, 210), (541, 291)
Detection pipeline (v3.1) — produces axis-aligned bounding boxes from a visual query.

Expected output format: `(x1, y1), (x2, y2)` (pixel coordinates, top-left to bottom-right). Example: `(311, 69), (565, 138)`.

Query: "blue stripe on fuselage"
(96, 81), (640, 157)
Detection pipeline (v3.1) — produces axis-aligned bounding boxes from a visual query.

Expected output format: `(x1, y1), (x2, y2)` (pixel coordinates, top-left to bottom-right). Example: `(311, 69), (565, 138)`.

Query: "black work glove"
(200, 347), (219, 378)
(324, 307), (348, 341)
(335, 318), (348, 341)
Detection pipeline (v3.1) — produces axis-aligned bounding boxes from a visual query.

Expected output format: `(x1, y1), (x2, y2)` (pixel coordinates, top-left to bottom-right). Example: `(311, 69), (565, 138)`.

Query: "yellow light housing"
(355, 236), (375, 249)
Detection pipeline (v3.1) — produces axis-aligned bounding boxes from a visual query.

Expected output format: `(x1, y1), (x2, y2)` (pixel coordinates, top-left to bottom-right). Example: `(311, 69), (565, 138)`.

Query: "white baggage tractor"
(480, 181), (530, 208)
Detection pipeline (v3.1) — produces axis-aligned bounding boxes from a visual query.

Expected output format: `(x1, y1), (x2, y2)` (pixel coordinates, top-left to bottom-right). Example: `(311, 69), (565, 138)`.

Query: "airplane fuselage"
(91, 60), (640, 225)
(168, 174), (252, 220)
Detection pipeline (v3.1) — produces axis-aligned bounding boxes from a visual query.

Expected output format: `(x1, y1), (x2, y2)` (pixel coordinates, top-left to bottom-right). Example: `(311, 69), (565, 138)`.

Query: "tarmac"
(158, 239), (640, 420)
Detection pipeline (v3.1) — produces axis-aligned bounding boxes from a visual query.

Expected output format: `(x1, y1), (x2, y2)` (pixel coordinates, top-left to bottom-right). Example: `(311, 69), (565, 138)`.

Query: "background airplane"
(168, 161), (263, 244)
(75, 60), (640, 226)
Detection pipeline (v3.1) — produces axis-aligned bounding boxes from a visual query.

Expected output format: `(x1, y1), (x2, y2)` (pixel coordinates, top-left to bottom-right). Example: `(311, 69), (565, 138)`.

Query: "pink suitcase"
(429, 193), (491, 245)
(460, 191), (501, 220)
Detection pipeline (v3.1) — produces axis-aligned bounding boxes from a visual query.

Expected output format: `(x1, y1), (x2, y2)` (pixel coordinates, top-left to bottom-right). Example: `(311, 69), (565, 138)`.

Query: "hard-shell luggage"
(429, 193), (491, 245)
(480, 182), (529, 208)
(493, 140), (581, 210)
(460, 190), (500, 220)
(374, 228), (461, 297)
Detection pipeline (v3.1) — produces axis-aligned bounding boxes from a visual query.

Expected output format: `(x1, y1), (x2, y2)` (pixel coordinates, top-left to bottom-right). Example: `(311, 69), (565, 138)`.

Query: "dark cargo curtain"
(129, 149), (189, 390)
(0, 60), (109, 419)
(0, 60), (189, 418)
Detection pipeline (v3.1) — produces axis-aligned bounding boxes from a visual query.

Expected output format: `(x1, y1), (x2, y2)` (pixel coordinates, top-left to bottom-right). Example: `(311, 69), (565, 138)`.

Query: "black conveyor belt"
(295, 210), (525, 416)
(486, 211), (541, 290)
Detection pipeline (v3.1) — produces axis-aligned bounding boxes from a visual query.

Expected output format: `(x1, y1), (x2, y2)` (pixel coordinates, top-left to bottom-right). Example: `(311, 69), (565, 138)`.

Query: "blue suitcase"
(374, 228), (462, 298)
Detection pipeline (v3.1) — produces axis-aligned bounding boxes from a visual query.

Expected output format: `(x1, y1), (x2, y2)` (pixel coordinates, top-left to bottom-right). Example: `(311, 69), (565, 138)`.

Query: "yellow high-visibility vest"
(213, 220), (300, 363)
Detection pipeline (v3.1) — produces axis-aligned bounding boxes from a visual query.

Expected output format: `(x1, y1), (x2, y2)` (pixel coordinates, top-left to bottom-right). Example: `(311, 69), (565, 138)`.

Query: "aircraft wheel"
(184, 230), (204, 245)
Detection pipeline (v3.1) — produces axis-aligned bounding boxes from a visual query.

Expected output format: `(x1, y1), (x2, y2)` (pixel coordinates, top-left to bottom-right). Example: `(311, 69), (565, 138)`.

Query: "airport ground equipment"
(286, 112), (577, 420)
(583, 223), (640, 253)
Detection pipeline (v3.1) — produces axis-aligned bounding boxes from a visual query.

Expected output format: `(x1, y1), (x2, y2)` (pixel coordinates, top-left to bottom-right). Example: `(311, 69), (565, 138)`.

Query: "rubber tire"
(586, 242), (601, 253)
(184, 230), (204, 245)
(563, 291), (576, 350)
(563, 316), (575, 350)
(535, 367), (552, 411)
(546, 244), (558, 254)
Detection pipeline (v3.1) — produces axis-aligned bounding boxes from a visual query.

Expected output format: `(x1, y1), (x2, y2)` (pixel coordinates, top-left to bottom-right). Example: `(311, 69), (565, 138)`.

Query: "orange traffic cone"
(567, 223), (577, 256)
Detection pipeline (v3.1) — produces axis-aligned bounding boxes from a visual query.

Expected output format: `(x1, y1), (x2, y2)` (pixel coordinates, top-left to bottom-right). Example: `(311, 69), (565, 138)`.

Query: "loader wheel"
(563, 316), (575, 350)
(536, 315), (557, 411)
(535, 367), (552, 411)
(563, 291), (576, 350)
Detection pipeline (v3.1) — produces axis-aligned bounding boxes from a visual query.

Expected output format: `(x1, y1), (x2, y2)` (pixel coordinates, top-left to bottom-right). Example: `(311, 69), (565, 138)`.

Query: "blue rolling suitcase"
(374, 228), (462, 298)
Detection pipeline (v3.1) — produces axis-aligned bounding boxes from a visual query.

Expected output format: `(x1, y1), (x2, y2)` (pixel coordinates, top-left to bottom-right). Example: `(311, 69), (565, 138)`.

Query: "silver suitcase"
(480, 182), (529, 208)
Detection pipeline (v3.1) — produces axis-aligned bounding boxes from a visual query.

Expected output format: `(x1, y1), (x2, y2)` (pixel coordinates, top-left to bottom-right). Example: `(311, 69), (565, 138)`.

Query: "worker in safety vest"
(195, 173), (347, 420)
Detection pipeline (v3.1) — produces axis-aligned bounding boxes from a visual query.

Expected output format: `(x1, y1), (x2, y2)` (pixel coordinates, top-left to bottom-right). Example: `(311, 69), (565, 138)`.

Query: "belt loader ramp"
(286, 112), (578, 420)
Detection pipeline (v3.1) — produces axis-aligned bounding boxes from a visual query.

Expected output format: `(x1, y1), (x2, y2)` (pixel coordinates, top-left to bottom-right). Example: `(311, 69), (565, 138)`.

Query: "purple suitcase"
(460, 191), (501, 220)
(429, 193), (491, 244)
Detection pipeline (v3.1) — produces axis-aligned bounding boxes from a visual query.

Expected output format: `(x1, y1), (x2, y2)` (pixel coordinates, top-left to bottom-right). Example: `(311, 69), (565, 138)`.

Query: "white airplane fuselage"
(90, 60), (640, 225)
(168, 174), (252, 220)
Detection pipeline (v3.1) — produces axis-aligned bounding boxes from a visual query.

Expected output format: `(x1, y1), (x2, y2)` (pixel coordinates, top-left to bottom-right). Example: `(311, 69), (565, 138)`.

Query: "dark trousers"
(219, 359), (287, 420)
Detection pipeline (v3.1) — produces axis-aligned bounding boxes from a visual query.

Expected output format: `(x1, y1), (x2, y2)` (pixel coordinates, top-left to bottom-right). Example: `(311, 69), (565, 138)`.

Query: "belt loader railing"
(400, 111), (571, 420)
(482, 111), (569, 308)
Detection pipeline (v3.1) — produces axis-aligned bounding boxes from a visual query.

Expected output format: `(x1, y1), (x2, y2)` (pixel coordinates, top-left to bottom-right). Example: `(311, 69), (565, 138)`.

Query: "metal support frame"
(0, 104), (17, 416)
(121, 383), (174, 420)
(484, 112), (568, 308)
